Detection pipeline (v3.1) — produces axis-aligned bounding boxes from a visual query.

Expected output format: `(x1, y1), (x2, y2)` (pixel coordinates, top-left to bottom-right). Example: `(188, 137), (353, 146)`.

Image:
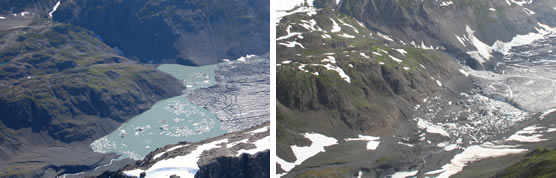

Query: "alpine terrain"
(276, 0), (556, 177)
(0, 0), (270, 177)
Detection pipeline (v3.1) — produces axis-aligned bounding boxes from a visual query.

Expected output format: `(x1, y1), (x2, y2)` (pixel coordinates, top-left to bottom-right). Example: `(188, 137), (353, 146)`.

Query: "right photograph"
(276, 0), (556, 177)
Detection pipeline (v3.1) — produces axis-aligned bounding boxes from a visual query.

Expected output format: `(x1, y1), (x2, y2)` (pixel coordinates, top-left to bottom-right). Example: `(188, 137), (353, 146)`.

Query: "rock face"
(0, 19), (184, 150)
(195, 151), (270, 178)
(52, 0), (270, 66)
(339, 0), (556, 69)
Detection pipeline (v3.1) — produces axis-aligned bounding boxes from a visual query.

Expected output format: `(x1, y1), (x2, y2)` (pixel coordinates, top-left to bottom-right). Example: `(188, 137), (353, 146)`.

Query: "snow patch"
(390, 170), (418, 178)
(279, 41), (305, 48)
(440, 1), (454, 7)
(330, 18), (342, 33)
(388, 55), (403, 63)
(394, 49), (407, 56)
(459, 69), (469, 77)
(124, 139), (229, 178)
(376, 32), (394, 41)
(345, 135), (381, 150)
(338, 33), (355, 38)
(277, 133), (338, 174)
(540, 108), (556, 120)
(360, 53), (370, 59)
(465, 25), (492, 63)
(49, 1), (61, 19)
(435, 142), (527, 178)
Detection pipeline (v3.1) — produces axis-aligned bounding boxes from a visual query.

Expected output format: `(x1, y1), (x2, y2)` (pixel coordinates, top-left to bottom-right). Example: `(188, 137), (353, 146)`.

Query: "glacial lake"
(90, 64), (226, 160)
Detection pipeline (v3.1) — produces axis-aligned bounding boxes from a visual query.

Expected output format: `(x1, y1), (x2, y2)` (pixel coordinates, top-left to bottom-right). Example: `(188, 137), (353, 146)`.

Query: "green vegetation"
(297, 166), (353, 178)
(498, 148), (556, 178)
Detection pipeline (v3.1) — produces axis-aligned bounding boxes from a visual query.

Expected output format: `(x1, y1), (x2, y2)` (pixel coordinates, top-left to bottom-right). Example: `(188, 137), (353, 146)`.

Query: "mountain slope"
(52, 0), (270, 66)
(276, 4), (470, 176)
(276, 0), (556, 177)
(339, 0), (556, 69)
(0, 12), (184, 178)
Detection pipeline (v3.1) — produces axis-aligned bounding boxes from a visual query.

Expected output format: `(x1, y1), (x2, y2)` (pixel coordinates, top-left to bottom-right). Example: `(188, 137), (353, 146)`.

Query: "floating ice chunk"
(0, 17), (5, 19)
(403, 67), (410, 71)
(489, 8), (496, 12)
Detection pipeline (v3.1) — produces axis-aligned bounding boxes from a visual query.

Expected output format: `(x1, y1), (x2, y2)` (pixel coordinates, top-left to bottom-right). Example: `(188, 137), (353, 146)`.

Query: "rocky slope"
(52, 0), (270, 66)
(276, 0), (556, 177)
(494, 148), (556, 178)
(276, 3), (469, 176)
(0, 14), (185, 176)
(339, 0), (556, 69)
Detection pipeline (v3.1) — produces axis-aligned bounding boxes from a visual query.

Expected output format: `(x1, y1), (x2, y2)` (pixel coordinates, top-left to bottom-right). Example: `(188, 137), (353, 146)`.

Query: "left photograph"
(0, 0), (270, 177)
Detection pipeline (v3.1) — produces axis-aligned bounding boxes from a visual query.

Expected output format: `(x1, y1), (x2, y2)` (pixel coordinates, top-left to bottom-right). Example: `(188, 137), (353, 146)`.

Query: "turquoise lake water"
(90, 64), (226, 160)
